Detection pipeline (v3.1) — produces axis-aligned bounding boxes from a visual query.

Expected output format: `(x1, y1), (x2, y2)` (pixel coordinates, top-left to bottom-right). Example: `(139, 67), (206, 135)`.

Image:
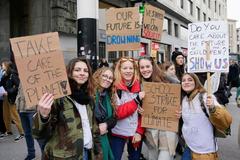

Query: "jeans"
(83, 148), (89, 160)
(19, 112), (35, 158)
(181, 147), (192, 160)
(111, 136), (142, 160)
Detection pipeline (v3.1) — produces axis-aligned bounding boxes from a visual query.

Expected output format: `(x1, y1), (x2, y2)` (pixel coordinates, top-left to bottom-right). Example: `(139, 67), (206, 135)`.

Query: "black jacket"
(0, 71), (20, 104)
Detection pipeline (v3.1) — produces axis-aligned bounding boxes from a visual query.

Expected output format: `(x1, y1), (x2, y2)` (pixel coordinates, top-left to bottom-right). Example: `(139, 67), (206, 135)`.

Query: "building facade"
(228, 19), (237, 53)
(237, 28), (240, 53)
(0, 0), (228, 63)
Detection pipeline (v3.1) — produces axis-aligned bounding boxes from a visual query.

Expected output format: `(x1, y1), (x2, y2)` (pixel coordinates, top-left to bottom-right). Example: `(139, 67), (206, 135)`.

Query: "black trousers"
(0, 100), (6, 133)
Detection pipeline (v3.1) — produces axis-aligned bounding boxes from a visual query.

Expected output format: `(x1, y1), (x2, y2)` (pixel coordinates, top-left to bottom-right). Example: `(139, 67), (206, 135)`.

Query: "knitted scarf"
(95, 90), (114, 160)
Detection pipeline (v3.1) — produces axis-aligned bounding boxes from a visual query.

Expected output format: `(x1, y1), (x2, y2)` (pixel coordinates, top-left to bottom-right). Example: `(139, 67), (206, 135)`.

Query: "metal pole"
(77, 0), (98, 71)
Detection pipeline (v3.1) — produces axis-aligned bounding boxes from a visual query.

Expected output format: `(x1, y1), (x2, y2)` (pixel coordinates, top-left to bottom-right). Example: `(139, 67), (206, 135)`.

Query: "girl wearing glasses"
(111, 57), (145, 160)
(33, 58), (101, 160)
(138, 57), (180, 160)
(93, 67), (116, 160)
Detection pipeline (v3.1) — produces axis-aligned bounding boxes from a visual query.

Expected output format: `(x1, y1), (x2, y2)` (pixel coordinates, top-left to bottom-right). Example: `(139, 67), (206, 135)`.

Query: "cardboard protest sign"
(10, 32), (71, 107)
(106, 7), (141, 51)
(141, 82), (181, 132)
(142, 4), (165, 41)
(187, 21), (229, 73)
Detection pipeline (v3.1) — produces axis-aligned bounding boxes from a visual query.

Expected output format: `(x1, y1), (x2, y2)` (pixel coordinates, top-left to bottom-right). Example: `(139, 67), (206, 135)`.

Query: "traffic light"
(139, 4), (145, 14)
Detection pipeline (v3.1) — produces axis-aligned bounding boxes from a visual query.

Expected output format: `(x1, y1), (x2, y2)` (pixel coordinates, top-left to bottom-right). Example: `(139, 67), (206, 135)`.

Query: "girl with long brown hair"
(138, 56), (180, 160)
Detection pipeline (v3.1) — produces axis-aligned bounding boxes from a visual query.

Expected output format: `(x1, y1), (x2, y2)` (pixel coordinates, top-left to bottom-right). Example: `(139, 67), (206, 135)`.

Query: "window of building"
(99, 42), (106, 60)
(196, 7), (200, 20)
(177, 0), (184, 9)
(219, 4), (221, 15)
(108, 52), (117, 63)
(163, 17), (172, 35)
(174, 23), (179, 37)
(181, 0), (184, 9)
(180, 25), (188, 41)
(203, 12), (206, 21)
(215, 1), (217, 12)
(208, 0), (211, 8)
(119, 51), (129, 57)
(187, 0), (193, 15)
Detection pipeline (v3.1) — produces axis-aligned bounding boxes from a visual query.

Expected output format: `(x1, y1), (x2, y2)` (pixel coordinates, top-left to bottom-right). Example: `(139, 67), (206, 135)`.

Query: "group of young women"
(32, 55), (232, 160)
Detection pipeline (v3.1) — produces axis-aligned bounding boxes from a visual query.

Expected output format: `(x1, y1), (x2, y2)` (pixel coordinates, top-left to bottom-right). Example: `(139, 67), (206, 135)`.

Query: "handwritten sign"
(106, 7), (141, 51)
(142, 4), (165, 41)
(187, 21), (229, 73)
(141, 82), (181, 132)
(10, 32), (71, 106)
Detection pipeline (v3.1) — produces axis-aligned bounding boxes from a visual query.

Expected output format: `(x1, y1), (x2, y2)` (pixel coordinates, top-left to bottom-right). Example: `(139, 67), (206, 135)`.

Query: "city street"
(0, 89), (240, 160)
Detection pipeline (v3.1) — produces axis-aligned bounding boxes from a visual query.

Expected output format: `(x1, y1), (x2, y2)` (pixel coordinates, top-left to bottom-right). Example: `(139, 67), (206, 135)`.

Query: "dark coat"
(0, 71), (19, 104)
(214, 73), (229, 105)
(32, 96), (102, 160)
(227, 63), (240, 87)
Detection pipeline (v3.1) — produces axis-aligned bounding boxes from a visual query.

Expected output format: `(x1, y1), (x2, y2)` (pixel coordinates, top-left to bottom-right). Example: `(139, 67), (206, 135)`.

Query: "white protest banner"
(187, 21), (229, 73)
(10, 32), (71, 107)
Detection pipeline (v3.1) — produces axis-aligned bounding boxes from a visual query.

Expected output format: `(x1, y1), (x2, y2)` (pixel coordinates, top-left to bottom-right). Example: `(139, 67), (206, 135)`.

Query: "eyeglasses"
(101, 74), (113, 81)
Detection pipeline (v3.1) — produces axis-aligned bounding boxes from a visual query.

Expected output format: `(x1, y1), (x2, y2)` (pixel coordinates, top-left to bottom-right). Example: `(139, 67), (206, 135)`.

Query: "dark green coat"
(32, 96), (102, 160)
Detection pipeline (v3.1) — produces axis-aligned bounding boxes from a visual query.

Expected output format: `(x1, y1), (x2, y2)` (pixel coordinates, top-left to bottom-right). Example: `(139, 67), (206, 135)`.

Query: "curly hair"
(92, 67), (113, 94)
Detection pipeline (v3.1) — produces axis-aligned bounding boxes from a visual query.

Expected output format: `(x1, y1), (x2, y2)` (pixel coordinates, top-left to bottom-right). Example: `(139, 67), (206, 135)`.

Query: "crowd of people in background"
(0, 50), (236, 160)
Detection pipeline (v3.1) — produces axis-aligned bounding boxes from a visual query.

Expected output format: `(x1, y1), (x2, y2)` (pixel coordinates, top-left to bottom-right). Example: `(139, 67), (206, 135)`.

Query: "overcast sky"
(227, 0), (240, 27)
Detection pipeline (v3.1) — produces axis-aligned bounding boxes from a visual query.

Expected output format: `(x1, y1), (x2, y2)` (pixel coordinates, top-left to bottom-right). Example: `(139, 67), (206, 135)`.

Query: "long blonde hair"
(113, 57), (139, 87)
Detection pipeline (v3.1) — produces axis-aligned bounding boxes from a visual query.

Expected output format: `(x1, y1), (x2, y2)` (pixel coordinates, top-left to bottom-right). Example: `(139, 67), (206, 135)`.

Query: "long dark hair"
(181, 73), (206, 100)
(66, 58), (94, 97)
(1, 59), (17, 76)
(138, 56), (168, 83)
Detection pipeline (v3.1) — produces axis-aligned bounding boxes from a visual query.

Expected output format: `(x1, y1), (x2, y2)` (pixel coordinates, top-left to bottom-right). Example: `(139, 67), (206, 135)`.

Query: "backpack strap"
(199, 93), (209, 118)
(116, 89), (122, 99)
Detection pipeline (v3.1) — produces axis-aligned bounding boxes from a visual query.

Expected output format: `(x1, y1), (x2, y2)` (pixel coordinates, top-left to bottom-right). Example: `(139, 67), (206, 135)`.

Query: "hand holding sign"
(139, 91), (145, 100)
(38, 93), (54, 118)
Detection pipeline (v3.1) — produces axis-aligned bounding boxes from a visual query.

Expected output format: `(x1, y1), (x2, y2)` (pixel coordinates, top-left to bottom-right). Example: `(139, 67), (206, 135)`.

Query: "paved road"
(217, 88), (240, 160)
(0, 89), (239, 160)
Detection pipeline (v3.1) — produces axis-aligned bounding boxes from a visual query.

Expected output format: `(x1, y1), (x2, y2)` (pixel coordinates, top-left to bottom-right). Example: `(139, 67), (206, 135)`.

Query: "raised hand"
(206, 95), (215, 109)
(38, 93), (54, 118)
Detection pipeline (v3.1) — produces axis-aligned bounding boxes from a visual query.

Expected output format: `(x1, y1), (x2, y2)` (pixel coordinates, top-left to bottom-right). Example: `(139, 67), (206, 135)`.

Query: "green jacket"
(32, 96), (102, 160)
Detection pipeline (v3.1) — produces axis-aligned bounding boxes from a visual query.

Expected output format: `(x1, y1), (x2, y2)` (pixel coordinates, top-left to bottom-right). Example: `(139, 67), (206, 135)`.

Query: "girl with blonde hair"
(111, 57), (145, 160)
